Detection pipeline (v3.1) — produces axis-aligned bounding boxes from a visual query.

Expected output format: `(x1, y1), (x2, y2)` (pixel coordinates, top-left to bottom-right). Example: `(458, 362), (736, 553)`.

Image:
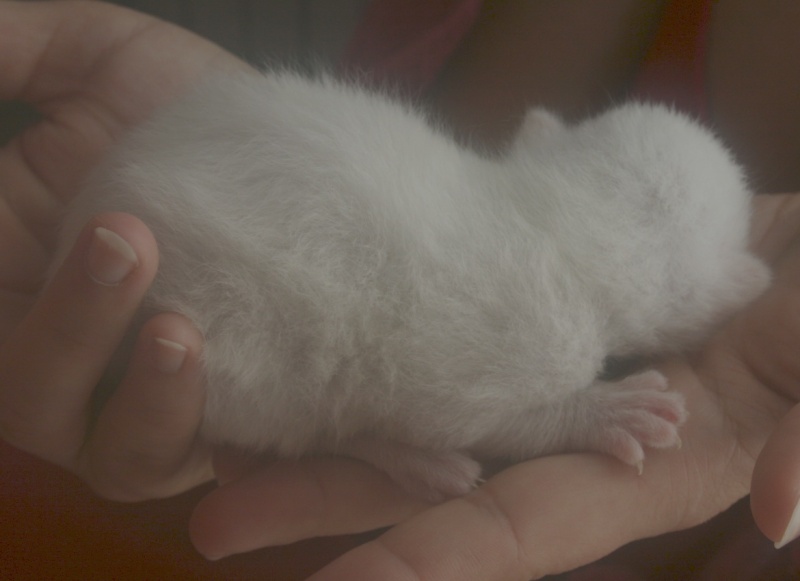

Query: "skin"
(0, 0), (243, 501)
(2, 1), (800, 579)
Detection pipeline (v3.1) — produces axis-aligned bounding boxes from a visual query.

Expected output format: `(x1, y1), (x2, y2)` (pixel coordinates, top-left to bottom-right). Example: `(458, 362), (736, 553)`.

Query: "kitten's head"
(511, 102), (765, 355)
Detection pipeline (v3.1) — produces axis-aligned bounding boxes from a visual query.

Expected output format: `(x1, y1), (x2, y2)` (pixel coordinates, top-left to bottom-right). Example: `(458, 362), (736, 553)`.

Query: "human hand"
(0, 0), (248, 501)
(190, 193), (800, 580)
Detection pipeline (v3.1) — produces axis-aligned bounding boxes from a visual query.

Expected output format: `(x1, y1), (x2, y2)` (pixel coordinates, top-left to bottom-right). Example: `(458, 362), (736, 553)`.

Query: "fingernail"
(86, 227), (138, 285)
(775, 498), (800, 549)
(153, 338), (188, 374)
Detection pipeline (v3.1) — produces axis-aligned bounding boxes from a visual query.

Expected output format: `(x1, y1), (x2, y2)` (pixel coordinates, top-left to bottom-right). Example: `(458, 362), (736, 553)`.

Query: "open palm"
(186, 193), (800, 580)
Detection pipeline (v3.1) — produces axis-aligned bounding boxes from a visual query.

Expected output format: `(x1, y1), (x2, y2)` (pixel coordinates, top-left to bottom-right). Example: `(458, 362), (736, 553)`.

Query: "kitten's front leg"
(558, 370), (687, 473)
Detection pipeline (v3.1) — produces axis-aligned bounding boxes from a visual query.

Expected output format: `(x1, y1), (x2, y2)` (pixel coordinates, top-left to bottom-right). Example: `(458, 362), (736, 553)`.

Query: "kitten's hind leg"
(342, 438), (482, 503)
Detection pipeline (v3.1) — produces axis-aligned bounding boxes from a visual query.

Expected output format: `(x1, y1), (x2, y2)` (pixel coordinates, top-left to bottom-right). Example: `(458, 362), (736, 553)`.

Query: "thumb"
(751, 402), (800, 549)
(733, 283), (800, 548)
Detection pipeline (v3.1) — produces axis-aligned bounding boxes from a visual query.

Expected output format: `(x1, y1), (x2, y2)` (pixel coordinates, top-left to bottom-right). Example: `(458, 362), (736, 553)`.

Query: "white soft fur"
(53, 71), (770, 500)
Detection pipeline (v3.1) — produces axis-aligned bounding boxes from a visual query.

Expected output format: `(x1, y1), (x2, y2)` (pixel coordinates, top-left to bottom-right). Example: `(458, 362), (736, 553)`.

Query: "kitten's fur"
(53, 71), (769, 500)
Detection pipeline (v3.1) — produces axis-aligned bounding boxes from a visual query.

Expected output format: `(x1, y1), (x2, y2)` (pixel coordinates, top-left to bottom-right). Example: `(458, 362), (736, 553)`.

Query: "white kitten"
(53, 71), (769, 500)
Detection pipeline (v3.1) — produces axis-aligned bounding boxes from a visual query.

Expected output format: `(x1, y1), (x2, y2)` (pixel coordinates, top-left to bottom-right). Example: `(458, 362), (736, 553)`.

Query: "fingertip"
(751, 403), (800, 547)
(81, 312), (208, 501)
(137, 311), (205, 364)
(188, 494), (229, 561)
(188, 462), (327, 559)
(113, 312), (206, 422)
(80, 212), (159, 287)
(44, 211), (158, 303)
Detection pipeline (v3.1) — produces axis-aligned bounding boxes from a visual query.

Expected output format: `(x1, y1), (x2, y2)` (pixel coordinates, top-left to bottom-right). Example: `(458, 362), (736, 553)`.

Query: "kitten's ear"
(515, 108), (564, 147)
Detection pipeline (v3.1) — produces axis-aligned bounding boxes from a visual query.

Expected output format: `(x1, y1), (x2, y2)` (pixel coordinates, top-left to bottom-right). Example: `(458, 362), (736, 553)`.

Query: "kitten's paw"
(343, 439), (481, 502)
(584, 370), (687, 471)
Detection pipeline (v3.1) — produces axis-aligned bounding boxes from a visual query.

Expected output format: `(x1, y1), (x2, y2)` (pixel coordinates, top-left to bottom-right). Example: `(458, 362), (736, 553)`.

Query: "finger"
(0, 0), (166, 268)
(189, 457), (431, 560)
(80, 312), (211, 502)
(0, 0), (225, 105)
(751, 402), (800, 548)
(741, 195), (800, 401)
(306, 455), (680, 581)
(0, 212), (157, 466)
